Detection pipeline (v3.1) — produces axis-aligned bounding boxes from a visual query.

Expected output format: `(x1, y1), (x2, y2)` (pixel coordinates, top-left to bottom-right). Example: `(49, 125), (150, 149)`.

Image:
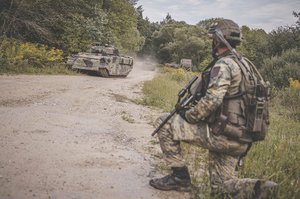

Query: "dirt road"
(0, 61), (190, 199)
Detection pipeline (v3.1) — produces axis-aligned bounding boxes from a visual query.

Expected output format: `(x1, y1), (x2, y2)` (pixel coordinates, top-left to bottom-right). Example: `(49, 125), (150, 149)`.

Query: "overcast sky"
(137, 0), (300, 32)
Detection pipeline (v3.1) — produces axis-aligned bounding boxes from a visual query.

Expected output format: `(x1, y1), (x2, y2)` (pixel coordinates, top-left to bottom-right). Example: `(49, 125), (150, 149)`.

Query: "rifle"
(152, 76), (201, 136)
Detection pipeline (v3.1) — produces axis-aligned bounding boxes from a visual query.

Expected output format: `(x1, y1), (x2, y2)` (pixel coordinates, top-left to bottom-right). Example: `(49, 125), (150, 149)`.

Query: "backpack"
(235, 57), (271, 141)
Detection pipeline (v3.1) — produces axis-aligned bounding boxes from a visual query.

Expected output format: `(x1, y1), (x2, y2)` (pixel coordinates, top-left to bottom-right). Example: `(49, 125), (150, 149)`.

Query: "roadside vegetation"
(142, 67), (300, 198)
(0, 38), (76, 75)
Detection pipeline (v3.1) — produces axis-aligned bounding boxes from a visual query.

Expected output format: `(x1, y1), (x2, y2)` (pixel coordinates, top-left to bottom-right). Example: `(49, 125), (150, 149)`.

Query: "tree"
(0, 0), (110, 53)
(127, 0), (139, 5)
(267, 12), (300, 56)
(160, 13), (176, 26)
(136, 6), (160, 56)
(152, 22), (211, 70)
(261, 49), (300, 88)
(0, 0), (56, 44)
(238, 26), (269, 67)
(106, 0), (144, 52)
(61, 10), (110, 53)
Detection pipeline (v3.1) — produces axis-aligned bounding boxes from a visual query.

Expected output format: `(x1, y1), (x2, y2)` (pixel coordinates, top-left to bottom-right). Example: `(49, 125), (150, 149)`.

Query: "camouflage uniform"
(155, 55), (275, 198)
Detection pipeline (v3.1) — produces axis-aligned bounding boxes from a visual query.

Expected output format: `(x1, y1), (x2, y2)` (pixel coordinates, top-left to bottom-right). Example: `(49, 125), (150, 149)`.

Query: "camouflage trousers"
(156, 113), (272, 198)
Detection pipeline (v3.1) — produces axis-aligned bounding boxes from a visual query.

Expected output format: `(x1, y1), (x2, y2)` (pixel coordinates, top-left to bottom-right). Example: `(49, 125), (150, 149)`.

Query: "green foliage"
(241, 111), (300, 199)
(106, 0), (144, 52)
(1, 0), (54, 43)
(62, 10), (110, 53)
(238, 26), (269, 67)
(141, 75), (181, 112)
(272, 78), (300, 120)
(0, 37), (73, 74)
(136, 6), (160, 56)
(261, 48), (300, 88)
(0, 0), (142, 54)
(267, 12), (300, 56)
(152, 22), (211, 69)
(141, 67), (199, 112)
(0, 0), (110, 52)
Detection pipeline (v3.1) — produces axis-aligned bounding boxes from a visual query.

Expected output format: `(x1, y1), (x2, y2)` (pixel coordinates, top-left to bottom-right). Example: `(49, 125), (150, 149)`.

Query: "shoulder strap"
(203, 58), (218, 72)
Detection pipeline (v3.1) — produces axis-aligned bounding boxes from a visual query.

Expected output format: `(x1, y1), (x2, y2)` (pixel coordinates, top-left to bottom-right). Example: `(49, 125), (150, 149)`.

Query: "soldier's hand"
(175, 103), (184, 111)
(178, 109), (188, 122)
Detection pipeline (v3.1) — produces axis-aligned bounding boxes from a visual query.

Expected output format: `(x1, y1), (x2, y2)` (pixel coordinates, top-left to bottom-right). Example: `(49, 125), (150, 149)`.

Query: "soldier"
(149, 19), (277, 198)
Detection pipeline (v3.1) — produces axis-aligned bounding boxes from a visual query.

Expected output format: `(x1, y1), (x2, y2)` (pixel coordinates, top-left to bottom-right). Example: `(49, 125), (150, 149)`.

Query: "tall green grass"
(241, 111), (300, 198)
(142, 67), (300, 198)
(0, 63), (77, 75)
(140, 67), (198, 111)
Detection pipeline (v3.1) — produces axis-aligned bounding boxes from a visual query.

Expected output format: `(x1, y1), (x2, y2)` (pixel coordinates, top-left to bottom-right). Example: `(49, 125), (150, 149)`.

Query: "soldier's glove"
(175, 103), (184, 110)
(177, 109), (189, 122)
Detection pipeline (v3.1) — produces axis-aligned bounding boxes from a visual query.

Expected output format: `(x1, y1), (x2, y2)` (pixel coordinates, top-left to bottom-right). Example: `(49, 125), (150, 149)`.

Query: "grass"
(140, 67), (199, 112)
(0, 63), (77, 75)
(141, 66), (300, 198)
(241, 110), (300, 198)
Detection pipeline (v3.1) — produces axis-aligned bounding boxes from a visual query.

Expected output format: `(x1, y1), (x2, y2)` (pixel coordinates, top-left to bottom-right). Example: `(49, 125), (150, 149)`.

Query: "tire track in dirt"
(0, 60), (190, 199)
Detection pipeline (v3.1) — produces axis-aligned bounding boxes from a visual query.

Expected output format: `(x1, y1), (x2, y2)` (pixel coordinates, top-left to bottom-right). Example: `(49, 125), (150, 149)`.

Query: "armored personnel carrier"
(165, 59), (193, 71)
(67, 43), (134, 77)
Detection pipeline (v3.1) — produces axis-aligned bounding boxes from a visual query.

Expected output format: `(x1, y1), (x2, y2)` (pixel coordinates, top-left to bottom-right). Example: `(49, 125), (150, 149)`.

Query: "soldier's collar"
(217, 49), (232, 59)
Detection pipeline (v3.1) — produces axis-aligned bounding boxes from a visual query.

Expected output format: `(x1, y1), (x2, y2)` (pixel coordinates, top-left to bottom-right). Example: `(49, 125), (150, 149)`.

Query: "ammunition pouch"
(245, 82), (270, 141)
(209, 114), (228, 136)
(223, 124), (253, 143)
(207, 95), (253, 143)
(209, 114), (253, 143)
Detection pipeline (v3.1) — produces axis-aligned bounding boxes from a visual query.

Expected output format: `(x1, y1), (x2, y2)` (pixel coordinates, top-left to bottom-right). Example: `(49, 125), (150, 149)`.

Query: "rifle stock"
(151, 109), (177, 136)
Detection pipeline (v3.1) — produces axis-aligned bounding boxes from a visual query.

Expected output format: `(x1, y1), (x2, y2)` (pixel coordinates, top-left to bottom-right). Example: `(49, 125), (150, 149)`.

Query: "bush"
(272, 78), (300, 120)
(261, 49), (300, 88)
(0, 37), (70, 74)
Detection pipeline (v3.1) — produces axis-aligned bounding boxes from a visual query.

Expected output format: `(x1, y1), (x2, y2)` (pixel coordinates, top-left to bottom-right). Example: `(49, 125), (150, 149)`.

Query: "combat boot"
(253, 180), (278, 199)
(149, 166), (192, 192)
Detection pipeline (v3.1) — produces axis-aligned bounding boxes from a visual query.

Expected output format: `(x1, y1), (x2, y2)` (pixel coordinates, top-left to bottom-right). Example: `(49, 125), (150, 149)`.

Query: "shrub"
(261, 48), (300, 88)
(0, 37), (68, 74)
(272, 78), (300, 120)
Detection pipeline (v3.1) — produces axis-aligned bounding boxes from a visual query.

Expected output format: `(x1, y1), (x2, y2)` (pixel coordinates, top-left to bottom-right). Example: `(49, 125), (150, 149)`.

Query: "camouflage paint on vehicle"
(67, 44), (134, 77)
(165, 59), (193, 71)
(180, 59), (193, 71)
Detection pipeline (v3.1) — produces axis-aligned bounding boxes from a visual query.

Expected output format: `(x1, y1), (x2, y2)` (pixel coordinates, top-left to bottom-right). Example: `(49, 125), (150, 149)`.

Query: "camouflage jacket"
(185, 53), (242, 123)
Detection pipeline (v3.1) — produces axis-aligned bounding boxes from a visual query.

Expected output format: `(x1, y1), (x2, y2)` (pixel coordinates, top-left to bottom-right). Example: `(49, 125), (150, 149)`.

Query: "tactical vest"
(203, 55), (270, 143)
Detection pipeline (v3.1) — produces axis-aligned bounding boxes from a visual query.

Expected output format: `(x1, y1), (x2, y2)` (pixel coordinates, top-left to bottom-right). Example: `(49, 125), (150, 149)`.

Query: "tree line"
(0, 0), (299, 86)
(0, 0), (143, 53)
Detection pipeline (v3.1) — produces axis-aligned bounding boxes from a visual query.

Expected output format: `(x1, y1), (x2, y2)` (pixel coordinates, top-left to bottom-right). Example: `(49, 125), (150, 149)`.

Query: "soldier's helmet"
(208, 19), (241, 47)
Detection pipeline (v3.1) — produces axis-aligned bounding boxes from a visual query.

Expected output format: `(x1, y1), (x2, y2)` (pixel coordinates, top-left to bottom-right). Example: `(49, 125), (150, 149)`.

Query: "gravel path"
(0, 60), (190, 199)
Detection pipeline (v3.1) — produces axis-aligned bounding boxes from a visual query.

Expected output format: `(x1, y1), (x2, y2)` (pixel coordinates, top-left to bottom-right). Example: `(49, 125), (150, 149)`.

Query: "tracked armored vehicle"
(67, 43), (134, 77)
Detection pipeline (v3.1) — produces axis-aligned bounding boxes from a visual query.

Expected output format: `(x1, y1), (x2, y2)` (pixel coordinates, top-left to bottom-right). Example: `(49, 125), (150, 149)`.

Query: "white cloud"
(138, 0), (300, 32)
(186, 0), (202, 5)
(168, 5), (180, 11)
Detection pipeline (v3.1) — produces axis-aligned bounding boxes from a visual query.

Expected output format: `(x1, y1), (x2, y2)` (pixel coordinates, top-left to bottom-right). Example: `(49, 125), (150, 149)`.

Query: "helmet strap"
(212, 36), (221, 58)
